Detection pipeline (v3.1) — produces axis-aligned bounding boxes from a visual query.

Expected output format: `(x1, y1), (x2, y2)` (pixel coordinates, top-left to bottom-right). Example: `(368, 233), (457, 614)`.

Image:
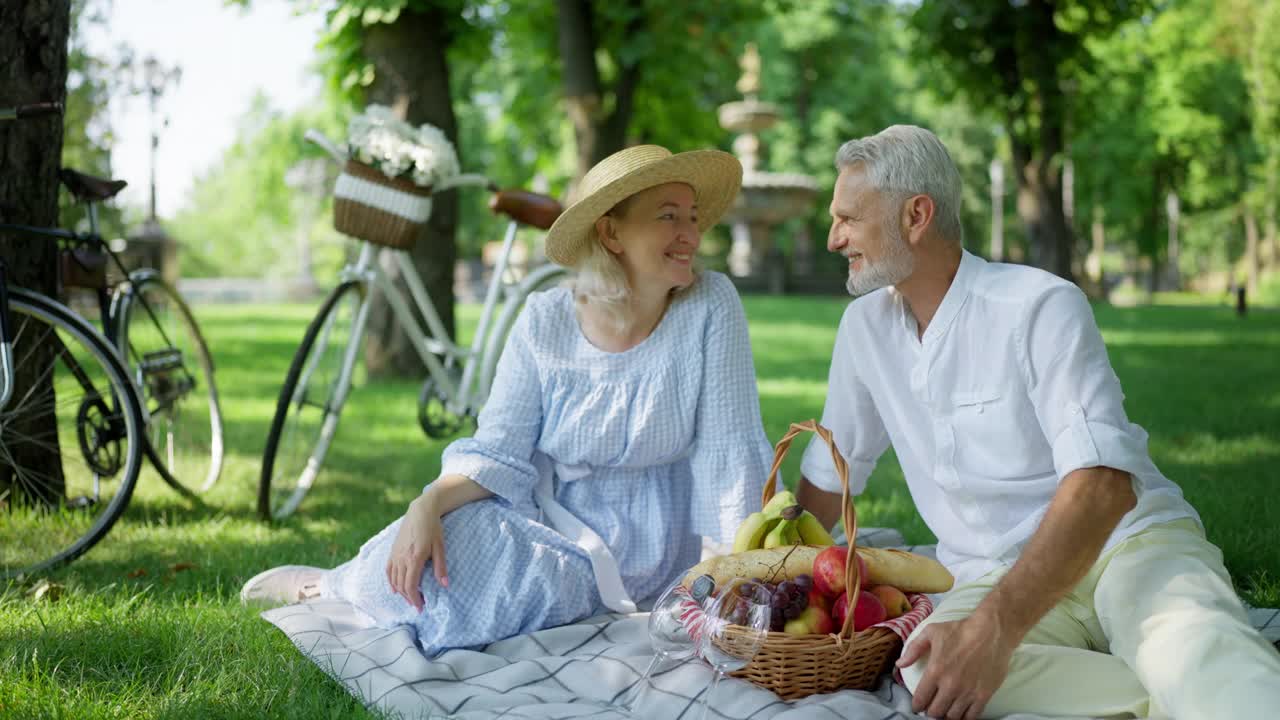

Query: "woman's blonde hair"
(564, 195), (699, 333)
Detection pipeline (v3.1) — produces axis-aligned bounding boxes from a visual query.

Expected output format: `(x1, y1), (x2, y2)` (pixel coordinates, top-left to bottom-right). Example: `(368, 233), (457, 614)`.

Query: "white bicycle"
(258, 130), (566, 521)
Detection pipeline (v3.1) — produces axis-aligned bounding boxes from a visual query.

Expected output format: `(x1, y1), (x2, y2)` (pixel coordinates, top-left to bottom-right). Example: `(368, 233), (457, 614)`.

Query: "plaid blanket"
(261, 531), (1280, 720)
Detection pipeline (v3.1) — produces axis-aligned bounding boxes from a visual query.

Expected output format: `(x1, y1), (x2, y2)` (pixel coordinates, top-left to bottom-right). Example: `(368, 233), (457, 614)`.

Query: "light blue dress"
(321, 271), (775, 656)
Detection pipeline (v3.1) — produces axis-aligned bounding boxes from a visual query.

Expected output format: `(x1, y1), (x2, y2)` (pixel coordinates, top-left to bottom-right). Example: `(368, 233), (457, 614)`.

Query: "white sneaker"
(240, 565), (327, 607)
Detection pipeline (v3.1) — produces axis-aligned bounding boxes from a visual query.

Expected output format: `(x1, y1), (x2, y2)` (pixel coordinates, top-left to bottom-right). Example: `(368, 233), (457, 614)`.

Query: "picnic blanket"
(261, 529), (1280, 720)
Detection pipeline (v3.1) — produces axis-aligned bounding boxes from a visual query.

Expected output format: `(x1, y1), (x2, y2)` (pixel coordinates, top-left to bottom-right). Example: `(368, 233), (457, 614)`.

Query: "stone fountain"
(719, 44), (819, 294)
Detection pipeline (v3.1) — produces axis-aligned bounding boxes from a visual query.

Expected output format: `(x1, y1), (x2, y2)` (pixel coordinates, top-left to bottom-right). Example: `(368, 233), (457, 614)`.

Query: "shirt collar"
(920, 249), (982, 345)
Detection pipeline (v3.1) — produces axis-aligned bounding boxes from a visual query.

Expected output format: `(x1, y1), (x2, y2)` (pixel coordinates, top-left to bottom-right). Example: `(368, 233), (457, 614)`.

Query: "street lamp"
(140, 56), (182, 220)
(124, 55), (182, 283)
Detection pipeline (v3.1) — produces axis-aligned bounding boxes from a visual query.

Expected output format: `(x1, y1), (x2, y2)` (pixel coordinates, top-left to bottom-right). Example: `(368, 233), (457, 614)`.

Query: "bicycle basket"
(333, 160), (433, 249)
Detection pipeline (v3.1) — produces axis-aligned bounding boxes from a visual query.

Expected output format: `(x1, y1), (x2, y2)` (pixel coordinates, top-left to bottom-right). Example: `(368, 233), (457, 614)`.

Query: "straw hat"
(544, 145), (743, 267)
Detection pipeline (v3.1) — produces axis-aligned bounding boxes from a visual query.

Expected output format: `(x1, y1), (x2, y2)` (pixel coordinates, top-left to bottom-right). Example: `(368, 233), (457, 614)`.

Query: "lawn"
(2, 294), (1278, 718)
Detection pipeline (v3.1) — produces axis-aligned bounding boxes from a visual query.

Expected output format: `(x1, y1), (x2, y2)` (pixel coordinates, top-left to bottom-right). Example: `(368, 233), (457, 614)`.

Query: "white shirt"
(800, 250), (1200, 585)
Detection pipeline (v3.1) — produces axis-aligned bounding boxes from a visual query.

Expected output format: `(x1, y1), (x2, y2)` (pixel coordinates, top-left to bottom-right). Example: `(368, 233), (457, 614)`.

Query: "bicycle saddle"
(60, 168), (128, 202)
(489, 190), (563, 231)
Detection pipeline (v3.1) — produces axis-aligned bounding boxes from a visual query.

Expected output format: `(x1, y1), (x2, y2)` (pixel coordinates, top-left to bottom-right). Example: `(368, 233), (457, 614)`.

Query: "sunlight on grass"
(2, 294), (1278, 717)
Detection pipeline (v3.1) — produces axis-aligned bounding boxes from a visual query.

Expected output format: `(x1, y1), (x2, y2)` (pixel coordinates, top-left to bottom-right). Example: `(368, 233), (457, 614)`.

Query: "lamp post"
(126, 55), (182, 283)
(141, 56), (181, 221)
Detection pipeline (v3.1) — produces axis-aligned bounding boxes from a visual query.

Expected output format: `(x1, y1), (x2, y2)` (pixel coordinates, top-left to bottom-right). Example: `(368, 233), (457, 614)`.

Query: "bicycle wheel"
(114, 271), (224, 495)
(259, 280), (366, 521)
(1, 290), (145, 579)
(476, 264), (567, 400)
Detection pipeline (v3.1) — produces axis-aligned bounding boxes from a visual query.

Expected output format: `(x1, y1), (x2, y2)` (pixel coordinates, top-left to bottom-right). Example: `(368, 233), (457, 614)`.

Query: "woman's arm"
(387, 474), (495, 611)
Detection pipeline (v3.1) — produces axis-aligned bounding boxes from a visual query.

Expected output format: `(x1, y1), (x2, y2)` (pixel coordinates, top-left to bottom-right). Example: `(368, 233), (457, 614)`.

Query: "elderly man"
(797, 125), (1280, 720)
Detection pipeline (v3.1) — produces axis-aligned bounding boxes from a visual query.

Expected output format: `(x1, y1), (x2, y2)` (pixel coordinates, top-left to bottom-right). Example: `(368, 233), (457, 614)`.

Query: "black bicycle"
(1, 102), (223, 579)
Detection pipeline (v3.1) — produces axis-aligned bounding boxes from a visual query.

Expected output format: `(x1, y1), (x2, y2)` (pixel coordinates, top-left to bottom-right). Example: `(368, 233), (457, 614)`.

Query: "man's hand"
(898, 610), (1016, 720)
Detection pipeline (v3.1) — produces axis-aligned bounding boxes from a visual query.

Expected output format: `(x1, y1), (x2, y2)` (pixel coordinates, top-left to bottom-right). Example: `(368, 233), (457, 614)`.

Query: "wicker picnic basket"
(721, 419), (901, 700)
(332, 159), (433, 249)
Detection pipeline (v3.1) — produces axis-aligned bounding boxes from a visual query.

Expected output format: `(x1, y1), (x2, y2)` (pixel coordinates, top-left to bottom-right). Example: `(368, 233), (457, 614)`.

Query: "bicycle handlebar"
(0, 102), (63, 121)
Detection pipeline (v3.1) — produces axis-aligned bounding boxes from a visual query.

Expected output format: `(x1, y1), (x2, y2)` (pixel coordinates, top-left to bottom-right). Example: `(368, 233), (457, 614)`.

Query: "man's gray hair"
(835, 125), (964, 244)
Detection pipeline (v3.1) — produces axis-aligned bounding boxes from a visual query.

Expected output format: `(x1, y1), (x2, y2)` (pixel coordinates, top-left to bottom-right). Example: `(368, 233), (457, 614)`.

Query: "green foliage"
(60, 0), (128, 240)
(164, 0), (1279, 284)
(167, 96), (348, 280)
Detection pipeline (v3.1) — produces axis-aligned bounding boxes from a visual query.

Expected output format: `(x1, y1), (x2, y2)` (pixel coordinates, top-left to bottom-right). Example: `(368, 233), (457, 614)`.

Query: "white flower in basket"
(333, 105), (461, 249)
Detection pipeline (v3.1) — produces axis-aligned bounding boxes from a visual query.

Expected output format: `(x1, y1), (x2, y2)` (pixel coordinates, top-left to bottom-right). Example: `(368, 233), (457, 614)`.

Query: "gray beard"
(847, 223), (915, 296)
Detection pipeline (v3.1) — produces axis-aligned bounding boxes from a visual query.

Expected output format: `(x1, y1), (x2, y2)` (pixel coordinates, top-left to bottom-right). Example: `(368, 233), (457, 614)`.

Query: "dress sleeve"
(1021, 284), (1151, 482)
(687, 276), (776, 545)
(437, 306), (543, 512)
(799, 305), (890, 495)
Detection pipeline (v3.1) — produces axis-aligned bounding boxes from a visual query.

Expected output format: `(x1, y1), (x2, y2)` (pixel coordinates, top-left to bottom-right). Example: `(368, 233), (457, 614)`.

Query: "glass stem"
(620, 650), (665, 711)
(697, 670), (725, 720)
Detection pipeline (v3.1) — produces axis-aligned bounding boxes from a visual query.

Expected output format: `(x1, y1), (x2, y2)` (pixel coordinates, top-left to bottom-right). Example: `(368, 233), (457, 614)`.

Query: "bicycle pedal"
(140, 348), (184, 373)
(64, 495), (98, 510)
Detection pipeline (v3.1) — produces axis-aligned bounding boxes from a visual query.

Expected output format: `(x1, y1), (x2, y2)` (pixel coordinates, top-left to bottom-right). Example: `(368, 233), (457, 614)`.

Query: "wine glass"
(693, 577), (770, 720)
(617, 577), (706, 713)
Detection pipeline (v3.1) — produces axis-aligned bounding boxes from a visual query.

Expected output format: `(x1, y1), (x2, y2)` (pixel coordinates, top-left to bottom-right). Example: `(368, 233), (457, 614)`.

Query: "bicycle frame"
(322, 214), (527, 421)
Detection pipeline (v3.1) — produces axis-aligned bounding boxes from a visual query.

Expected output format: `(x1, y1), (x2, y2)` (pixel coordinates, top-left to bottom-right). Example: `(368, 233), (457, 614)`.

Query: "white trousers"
(900, 520), (1280, 719)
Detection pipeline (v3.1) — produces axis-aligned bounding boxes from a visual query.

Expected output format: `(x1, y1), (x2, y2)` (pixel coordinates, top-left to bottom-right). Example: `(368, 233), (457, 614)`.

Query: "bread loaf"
(680, 546), (820, 589)
(858, 547), (954, 593)
(680, 545), (954, 594)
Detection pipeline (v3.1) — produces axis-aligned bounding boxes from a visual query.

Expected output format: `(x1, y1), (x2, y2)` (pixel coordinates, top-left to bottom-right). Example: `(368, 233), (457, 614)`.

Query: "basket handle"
(761, 419), (862, 639)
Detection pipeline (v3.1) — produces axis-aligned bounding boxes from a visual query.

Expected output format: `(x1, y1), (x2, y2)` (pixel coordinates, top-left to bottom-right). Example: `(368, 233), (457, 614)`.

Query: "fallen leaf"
(169, 562), (197, 573)
(127, 568), (148, 579)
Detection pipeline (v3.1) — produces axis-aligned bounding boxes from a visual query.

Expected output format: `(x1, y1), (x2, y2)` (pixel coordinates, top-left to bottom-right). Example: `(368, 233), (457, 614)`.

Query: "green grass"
(3, 295), (1278, 718)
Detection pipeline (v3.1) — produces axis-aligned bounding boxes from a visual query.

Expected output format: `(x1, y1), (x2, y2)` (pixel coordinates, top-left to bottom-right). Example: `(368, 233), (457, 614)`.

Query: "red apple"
(807, 588), (830, 613)
(832, 593), (848, 629)
(812, 545), (845, 597)
(812, 546), (869, 599)
(852, 590), (887, 631)
(869, 585), (912, 620)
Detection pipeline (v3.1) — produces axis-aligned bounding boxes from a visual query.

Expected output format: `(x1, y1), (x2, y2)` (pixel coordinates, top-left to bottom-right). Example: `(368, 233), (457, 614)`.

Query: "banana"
(763, 505), (805, 548)
(732, 491), (799, 552)
(761, 490), (799, 517)
(795, 510), (836, 546)
(732, 512), (775, 553)
(762, 518), (796, 549)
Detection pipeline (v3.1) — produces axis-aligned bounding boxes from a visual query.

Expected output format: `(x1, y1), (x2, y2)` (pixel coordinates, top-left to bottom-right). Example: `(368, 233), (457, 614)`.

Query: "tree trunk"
(1244, 206), (1260, 293)
(999, 0), (1074, 281)
(1088, 204), (1105, 289)
(0, 0), (71, 502)
(359, 6), (459, 379)
(1266, 160), (1277, 268)
(558, 0), (643, 185)
(1010, 139), (1074, 281)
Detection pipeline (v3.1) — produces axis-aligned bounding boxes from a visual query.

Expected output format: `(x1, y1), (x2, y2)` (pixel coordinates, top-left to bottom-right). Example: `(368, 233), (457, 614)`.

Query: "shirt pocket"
(948, 386), (1042, 477)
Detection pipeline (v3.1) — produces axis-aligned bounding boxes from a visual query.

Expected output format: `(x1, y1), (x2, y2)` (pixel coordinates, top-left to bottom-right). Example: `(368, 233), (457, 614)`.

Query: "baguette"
(681, 545), (954, 594)
(858, 547), (954, 593)
(681, 546), (820, 589)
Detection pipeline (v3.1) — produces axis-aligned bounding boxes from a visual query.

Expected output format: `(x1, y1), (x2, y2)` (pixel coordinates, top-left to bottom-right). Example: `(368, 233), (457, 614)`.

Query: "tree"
(314, 0), (479, 378)
(0, 0), (72, 500)
(913, 0), (1151, 282)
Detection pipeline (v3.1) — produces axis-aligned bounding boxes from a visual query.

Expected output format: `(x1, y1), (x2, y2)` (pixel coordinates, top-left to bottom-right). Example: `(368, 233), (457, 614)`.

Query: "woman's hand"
(386, 494), (449, 612)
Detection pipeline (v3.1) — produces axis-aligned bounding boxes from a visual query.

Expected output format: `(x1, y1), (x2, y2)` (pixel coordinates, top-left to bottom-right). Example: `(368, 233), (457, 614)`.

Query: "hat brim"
(544, 149), (743, 267)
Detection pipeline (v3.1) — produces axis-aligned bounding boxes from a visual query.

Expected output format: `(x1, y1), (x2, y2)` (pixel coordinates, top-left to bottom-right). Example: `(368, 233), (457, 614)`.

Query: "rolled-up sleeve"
(800, 306), (890, 495)
(1023, 285), (1150, 481)
(438, 309), (542, 511)
(687, 277), (774, 545)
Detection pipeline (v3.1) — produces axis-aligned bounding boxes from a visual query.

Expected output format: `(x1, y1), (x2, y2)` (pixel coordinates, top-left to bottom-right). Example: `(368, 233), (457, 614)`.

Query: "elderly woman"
(242, 145), (775, 654)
